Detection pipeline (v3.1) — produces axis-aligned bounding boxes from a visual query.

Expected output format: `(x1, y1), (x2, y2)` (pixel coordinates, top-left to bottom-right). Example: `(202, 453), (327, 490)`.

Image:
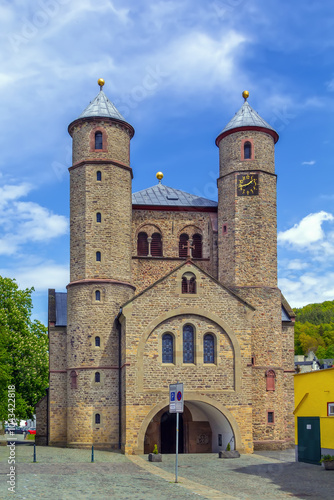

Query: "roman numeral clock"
(237, 174), (259, 196)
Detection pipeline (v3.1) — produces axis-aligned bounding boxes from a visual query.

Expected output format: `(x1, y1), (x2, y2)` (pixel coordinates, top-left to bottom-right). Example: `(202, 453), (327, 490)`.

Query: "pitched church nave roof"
(132, 183), (218, 208)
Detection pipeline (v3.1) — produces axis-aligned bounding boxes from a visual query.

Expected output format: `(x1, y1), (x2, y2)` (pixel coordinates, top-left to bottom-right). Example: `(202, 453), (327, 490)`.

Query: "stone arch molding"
(136, 307), (241, 392)
(136, 395), (243, 454)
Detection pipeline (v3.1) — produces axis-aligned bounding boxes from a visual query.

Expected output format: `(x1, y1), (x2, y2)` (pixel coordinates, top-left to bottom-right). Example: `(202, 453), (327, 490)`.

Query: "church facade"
(42, 82), (295, 454)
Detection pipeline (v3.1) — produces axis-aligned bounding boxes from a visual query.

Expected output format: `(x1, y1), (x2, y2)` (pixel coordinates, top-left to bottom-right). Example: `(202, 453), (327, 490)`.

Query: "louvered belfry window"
(182, 276), (188, 293)
(179, 233), (189, 258)
(189, 276), (196, 294)
(183, 324), (194, 363)
(137, 232), (149, 256)
(151, 233), (162, 256)
(204, 334), (214, 363)
(192, 234), (202, 258)
(162, 333), (174, 363)
(182, 273), (196, 294)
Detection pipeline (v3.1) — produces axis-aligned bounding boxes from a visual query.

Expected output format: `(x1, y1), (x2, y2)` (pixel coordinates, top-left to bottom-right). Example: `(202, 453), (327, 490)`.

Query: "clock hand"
(240, 179), (254, 188)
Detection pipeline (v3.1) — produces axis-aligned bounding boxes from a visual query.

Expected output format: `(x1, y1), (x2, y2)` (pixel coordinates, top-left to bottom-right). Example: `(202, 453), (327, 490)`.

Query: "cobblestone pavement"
(0, 443), (333, 500)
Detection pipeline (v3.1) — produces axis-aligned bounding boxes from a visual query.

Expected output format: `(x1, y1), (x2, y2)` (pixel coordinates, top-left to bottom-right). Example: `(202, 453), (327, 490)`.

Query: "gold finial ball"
(156, 172), (164, 181)
(242, 90), (249, 99)
(98, 78), (105, 88)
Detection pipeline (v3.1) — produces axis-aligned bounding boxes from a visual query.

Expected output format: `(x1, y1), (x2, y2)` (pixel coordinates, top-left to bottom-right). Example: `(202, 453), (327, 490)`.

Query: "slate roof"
(132, 183), (217, 208)
(218, 100), (278, 137)
(55, 292), (67, 327)
(78, 90), (127, 122)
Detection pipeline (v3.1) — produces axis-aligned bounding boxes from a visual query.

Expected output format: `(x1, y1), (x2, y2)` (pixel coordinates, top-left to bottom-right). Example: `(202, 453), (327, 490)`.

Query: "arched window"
(95, 336), (100, 347)
(151, 233), (162, 257)
(70, 370), (78, 389)
(96, 251), (101, 262)
(95, 372), (100, 383)
(183, 324), (194, 363)
(244, 141), (251, 159)
(179, 233), (189, 258)
(162, 333), (174, 363)
(95, 413), (101, 424)
(266, 370), (276, 391)
(192, 234), (202, 258)
(96, 212), (101, 223)
(96, 171), (102, 181)
(95, 131), (103, 150)
(95, 290), (101, 301)
(181, 272), (196, 294)
(204, 334), (215, 364)
(137, 232), (148, 256)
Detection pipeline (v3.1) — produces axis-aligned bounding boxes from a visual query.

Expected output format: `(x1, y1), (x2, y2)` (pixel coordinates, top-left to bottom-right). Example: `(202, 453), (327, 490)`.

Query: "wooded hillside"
(294, 300), (334, 358)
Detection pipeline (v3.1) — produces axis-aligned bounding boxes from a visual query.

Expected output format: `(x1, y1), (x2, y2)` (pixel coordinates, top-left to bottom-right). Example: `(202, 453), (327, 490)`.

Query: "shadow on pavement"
(234, 461), (332, 500)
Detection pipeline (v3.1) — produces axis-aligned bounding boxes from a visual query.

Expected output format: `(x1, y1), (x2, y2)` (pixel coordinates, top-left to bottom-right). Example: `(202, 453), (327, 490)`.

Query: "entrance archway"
(143, 400), (236, 454)
(160, 411), (184, 454)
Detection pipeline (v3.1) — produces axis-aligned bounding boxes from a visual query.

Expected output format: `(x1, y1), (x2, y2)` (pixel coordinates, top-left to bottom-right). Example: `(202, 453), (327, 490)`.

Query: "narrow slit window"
(95, 413), (101, 424)
(267, 411), (274, 424)
(95, 131), (103, 150)
(96, 251), (101, 262)
(96, 171), (102, 181)
(96, 212), (101, 223)
(244, 141), (251, 159)
(95, 290), (101, 301)
(95, 372), (100, 383)
(95, 336), (100, 347)
(70, 371), (77, 389)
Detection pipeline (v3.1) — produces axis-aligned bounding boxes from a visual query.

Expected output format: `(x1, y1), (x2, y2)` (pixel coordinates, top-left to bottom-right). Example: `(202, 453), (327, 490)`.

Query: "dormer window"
(95, 131), (103, 150)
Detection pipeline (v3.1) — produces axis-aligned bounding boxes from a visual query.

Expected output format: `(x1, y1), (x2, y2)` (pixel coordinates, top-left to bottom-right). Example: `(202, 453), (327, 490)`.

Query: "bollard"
(33, 443), (36, 463)
(91, 445), (94, 463)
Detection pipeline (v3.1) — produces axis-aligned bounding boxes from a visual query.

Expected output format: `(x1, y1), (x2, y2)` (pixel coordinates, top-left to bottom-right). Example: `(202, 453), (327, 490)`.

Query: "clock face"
(237, 174), (259, 196)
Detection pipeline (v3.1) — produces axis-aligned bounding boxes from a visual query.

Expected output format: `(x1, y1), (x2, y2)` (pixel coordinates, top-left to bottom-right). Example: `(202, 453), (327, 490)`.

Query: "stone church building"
(38, 81), (295, 454)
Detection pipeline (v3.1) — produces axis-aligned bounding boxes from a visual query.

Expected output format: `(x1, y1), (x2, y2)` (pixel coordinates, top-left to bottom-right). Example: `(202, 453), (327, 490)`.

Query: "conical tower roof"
(78, 89), (126, 121)
(68, 79), (134, 137)
(216, 92), (278, 145)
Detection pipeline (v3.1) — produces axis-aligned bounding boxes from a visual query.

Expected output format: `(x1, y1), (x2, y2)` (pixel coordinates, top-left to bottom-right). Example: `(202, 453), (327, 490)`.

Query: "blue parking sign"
(171, 392), (175, 401)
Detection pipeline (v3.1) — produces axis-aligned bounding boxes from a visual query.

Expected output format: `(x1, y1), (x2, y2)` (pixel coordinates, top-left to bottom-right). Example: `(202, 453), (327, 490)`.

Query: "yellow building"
(294, 368), (334, 464)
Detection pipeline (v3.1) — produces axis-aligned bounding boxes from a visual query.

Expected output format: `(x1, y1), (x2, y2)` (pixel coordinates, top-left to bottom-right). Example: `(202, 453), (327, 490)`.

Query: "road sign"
(169, 383), (183, 413)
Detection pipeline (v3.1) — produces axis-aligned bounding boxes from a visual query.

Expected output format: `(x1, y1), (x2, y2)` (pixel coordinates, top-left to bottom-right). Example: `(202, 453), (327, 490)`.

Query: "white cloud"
(279, 273), (334, 308)
(0, 262), (69, 292)
(0, 182), (68, 255)
(278, 211), (334, 247)
(286, 259), (309, 271)
(301, 160), (316, 165)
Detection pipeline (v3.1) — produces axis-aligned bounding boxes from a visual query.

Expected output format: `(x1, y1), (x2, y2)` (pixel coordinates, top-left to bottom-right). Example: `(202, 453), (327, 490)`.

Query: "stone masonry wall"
(217, 130), (277, 288)
(132, 209), (217, 293)
(120, 264), (254, 454)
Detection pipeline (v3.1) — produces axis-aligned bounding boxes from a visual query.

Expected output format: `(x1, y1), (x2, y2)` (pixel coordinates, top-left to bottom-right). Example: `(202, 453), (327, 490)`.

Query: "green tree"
(0, 276), (48, 423)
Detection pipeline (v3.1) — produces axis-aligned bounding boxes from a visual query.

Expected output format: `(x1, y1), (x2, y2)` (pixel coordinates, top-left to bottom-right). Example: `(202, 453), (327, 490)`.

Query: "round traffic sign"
(177, 391), (182, 401)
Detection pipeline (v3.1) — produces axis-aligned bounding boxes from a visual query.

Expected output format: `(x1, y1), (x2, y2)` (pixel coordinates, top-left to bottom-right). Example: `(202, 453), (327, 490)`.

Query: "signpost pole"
(175, 411), (179, 483)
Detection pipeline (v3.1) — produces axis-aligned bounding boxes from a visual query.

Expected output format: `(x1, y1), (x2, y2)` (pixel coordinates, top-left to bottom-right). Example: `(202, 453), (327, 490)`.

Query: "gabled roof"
(120, 260), (255, 311)
(216, 99), (278, 145)
(132, 183), (217, 208)
(78, 89), (126, 121)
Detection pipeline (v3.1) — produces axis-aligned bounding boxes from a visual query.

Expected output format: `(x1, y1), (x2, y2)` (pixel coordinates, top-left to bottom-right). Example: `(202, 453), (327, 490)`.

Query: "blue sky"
(0, 0), (334, 324)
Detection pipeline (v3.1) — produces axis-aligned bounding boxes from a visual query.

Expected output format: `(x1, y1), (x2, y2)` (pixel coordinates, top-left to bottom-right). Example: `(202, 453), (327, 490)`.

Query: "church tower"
(216, 93), (293, 448)
(65, 79), (135, 448)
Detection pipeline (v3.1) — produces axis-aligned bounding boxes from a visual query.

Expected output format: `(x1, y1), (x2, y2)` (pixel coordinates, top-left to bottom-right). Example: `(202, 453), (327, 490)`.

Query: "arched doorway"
(143, 401), (235, 454)
(160, 411), (184, 454)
